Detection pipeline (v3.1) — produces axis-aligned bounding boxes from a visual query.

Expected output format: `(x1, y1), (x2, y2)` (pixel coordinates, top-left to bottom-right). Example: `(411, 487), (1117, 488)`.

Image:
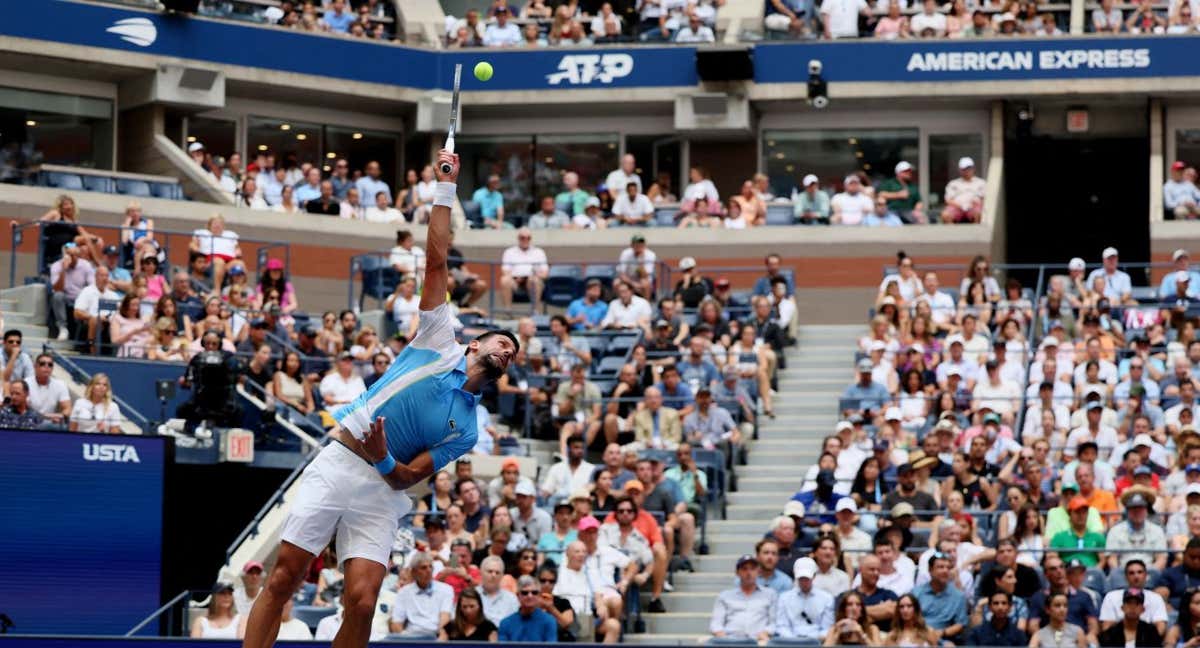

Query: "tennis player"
(242, 150), (517, 648)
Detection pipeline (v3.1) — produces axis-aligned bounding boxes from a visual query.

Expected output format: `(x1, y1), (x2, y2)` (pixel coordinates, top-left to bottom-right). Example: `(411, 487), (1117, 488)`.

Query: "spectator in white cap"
(794, 174), (831, 225)
(1062, 256), (1090, 309)
(1164, 160), (1200, 220)
(1087, 247), (1134, 305)
(775, 557), (835, 641)
(941, 156), (986, 223)
(510, 480), (553, 545)
(571, 196), (606, 230)
(842, 358), (892, 418)
(188, 141), (206, 166)
(936, 335), (979, 390)
(833, 497), (872, 571)
(1159, 249), (1200, 298)
(1162, 272), (1200, 330)
(831, 175), (874, 225)
(877, 161), (925, 223)
(868, 341), (899, 394)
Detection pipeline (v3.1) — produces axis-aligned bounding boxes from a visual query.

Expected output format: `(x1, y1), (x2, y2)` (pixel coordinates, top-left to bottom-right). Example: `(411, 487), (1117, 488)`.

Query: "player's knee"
(265, 565), (302, 599)
(341, 581), (380, 620)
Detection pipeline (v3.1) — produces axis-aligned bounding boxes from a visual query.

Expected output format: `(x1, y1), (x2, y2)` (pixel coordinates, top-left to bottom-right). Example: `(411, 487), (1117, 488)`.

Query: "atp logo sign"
(106, 17), (157, 47)
(83, 443), (141, 463)
(546, 53), (634, 86)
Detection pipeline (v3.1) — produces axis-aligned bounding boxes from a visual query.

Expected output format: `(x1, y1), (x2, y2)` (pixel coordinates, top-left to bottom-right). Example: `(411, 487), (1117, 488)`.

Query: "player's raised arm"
(421, 149), (459, 311)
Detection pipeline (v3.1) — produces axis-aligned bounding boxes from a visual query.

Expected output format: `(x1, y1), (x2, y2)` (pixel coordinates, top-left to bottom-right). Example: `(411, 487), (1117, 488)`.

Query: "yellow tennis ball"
(474, 61), (494, 82)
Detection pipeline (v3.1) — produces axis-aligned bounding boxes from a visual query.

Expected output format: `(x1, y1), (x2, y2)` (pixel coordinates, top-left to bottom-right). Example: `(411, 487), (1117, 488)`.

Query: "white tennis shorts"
(280, 441), (413, 566)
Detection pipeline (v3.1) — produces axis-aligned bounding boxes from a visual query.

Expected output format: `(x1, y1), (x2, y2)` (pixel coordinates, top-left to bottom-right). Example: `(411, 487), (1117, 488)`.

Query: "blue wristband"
(374, 454), (396, 476)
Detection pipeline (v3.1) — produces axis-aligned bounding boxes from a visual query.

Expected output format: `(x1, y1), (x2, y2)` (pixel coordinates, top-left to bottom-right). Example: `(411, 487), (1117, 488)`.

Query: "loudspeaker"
(161, 0), (201, 13)
(696, 47), (753, 82)
(178, 68), (219, 91)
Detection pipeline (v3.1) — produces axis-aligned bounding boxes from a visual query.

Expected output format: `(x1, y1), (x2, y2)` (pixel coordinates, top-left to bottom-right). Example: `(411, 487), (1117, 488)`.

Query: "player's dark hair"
(472, 329), (520, 354)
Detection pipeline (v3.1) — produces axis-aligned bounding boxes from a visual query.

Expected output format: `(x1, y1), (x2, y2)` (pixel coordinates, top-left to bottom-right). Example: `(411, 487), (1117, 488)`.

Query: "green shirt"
(554, 189), (590, 216)
(878, 178), (922, 213)
(793, 189), (830, 221)
(1049, 528), (1106, 567)
(664, 465), (708, 504)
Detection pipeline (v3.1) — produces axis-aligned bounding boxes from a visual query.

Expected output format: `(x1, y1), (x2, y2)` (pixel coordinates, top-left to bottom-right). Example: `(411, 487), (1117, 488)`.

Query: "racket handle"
(439, 136), (455, 175)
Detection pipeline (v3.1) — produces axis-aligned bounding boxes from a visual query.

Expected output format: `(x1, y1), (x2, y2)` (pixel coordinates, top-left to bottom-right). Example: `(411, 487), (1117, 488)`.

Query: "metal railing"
(223, 440), (327, 566)
(43, 343), (154, 434)
(124, 589), (198, 637)
(348, 251), (674, 316)
(9, 220), (292, 288)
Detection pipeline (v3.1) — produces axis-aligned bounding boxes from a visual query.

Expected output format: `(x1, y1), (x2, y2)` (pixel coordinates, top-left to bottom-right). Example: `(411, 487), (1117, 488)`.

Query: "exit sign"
(223, 429), (255, 463)
(1066, 109), (1089, 133)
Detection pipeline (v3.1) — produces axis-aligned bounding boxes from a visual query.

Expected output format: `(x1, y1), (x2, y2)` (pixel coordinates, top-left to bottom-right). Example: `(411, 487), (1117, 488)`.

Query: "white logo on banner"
(106, 17), (157, 47)
(546, 53), (634, 85)
(905, 47), (1150, 72)
(83, 443), (142, 463)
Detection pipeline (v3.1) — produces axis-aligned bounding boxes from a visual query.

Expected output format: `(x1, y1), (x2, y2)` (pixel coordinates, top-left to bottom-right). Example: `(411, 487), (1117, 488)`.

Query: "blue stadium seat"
(358, 255), (400, 309)
(47, 172), (84, 190)
(543, 264), (583, 307)
(462, 200), (483, 228)
(765, 203), (793, 225)
(595, 355), (625, 374)
(292, 605), (336, 631)
(82, 175), (114, 193)
(1084, 568), (1107, 596)
(606, 334), (639, 357)
(584, 264), (616, 291)
(150, 182), (183, 200)
(116, 179), (152, 197)
(654, 207), (678, 227)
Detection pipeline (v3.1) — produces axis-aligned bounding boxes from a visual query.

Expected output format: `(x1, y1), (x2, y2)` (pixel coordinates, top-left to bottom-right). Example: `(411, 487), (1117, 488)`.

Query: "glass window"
(1177, 129), (1200, 172)
(762, 128), (918, 198)
(247, 116), (322, 172)
(456, 134), (619, 218)
(929, 133), (984, 210)
(186, 116), (237, 159)
(325, 126), (399, 187)
(457, 135), (534, 217)
(533, 134), (620, 198)
(0, 86), (113, 174)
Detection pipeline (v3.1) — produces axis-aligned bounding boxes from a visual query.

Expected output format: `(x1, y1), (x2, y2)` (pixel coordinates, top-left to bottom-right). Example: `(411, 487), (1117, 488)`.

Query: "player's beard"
(480, 352), (506, 380)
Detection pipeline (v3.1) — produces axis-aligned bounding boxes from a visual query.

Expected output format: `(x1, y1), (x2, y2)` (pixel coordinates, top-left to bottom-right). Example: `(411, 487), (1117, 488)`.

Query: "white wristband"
(434, 182), (457, 208)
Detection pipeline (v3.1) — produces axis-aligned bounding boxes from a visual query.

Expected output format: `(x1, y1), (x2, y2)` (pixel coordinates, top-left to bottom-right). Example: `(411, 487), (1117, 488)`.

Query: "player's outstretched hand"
(435, 150), (460, 183)
(363, 416), (388, 463)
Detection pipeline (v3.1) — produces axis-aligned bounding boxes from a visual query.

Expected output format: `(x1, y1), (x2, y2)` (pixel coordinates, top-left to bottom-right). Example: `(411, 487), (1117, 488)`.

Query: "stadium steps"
(633, 324), (860, 645)
(0, 284), (55, 350)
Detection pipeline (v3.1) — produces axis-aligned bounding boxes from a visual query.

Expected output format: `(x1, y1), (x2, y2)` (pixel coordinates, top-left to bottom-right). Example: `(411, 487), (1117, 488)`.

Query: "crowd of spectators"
(200, 0), (398, 41)
(704, 246), (1200, 645)
(763, 0), (1200, 39)
(444, 0), (723, 48)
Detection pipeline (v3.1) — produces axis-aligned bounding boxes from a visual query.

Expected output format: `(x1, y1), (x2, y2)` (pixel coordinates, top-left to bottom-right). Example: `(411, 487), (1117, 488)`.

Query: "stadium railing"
(44, 343), (155, 434)
(34, 164), (185, 201)
(348, 250), (673, 315)
(8, 220), (292, 288)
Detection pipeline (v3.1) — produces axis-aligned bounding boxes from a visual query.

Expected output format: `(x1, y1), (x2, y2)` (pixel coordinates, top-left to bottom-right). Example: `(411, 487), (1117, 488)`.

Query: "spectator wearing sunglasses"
(24, 353), (71, 424)
(497, 575), (557, 642)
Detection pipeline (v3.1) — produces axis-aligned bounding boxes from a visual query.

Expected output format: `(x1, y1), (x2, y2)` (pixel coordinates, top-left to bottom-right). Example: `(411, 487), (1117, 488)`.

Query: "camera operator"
(177, 330), (242, 428)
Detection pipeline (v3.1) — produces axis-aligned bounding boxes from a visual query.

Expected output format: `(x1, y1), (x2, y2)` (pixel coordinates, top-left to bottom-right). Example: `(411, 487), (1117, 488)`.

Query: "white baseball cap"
(1068, 257), (1086, 271)
(1102, 247), (1119, 259)
(679, 256), (697, 271)
(514, 480), (536, 497)
(1174, 249), (1190, 261)
(895, 161), (913, 174)
(793, 557), (818, 580)
(844, 174), (861, 185)
(835, 497), (858, 513)
(835, 421), (853, 433)
(1133, 433), (1154, 448)
(958, 156), (975, 169)
(803, 174), (819, 187)
(188, 142), (205, 153)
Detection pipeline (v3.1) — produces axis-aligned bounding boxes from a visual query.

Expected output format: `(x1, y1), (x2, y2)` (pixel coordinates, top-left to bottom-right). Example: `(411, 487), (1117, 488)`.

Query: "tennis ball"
(474, 61), (494, 82)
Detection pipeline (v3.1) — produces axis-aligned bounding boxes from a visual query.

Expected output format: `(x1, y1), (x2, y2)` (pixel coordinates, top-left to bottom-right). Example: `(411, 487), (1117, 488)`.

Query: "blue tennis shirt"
(335, 303), (478, 471)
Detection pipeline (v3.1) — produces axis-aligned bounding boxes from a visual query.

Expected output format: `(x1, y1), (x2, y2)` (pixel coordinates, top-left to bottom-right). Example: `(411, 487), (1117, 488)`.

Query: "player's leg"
(244, 444), (349, 648)
(331, 557), (387, 648)
(242, 541), (315, 648)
